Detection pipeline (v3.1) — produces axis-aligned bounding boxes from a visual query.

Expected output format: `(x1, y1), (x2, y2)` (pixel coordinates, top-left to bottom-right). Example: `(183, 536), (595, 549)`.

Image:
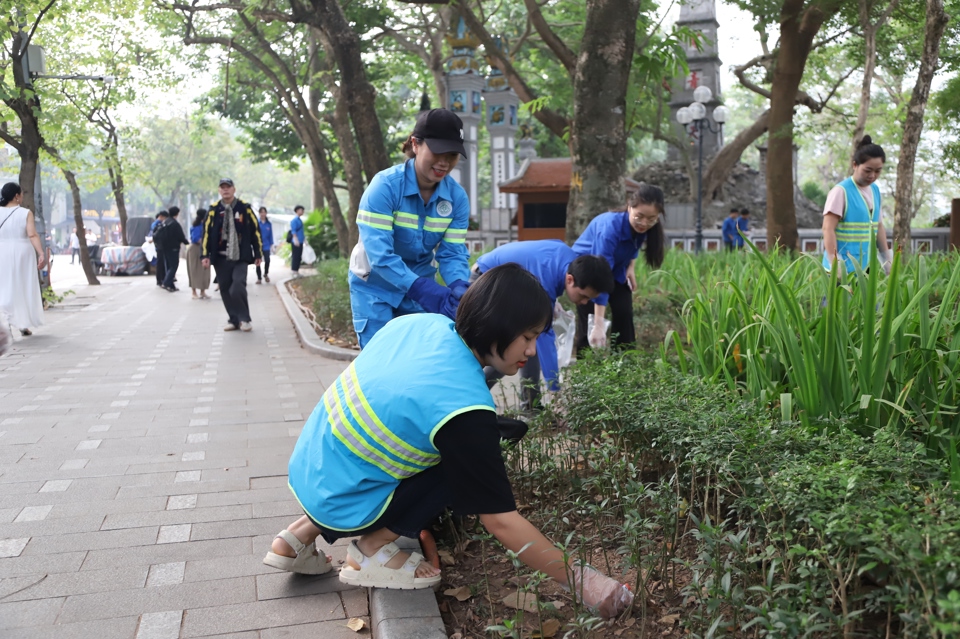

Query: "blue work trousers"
(350, 284), (423, 348)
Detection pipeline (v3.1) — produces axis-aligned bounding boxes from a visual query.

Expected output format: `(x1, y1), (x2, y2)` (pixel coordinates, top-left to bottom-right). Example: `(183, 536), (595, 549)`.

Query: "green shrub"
(295, 258), (354, 342)
(505, 354), (960, 638)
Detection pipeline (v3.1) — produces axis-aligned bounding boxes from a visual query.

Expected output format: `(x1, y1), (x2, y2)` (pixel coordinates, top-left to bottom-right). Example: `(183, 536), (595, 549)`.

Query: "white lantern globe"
(693, 85), (713, 104)
(676, 107), (692, 124)
(688, 101), (706, 121)
(712, 105), (729, 124)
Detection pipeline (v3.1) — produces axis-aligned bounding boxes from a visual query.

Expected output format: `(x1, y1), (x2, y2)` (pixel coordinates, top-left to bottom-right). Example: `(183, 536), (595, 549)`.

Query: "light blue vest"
(287, 314), (495, 531)
(823, 177), (881, 273)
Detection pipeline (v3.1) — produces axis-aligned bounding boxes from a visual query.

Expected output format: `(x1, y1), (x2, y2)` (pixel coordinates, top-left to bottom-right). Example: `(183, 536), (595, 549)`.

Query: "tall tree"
(850, 0), (900, 151)
(892, 0), (949, 249)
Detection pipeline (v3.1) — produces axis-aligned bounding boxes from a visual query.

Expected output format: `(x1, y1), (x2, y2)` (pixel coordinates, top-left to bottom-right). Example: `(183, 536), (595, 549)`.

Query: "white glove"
(588, 324), (607, 349)
(881, 252), (892, 275)
(570, 564), (633, 619)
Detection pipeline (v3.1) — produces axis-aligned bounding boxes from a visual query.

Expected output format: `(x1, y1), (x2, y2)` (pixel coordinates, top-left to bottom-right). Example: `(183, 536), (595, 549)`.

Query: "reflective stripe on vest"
(324, 364), (438, 479)
(394, 211), (419, 230)
(424, 216), (451, 233)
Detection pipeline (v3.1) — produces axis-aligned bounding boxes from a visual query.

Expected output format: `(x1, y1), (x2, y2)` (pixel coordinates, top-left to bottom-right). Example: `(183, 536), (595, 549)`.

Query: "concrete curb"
(274, 275), (358, 361)
(274, 277), (444, 638)
(370, 536), (447, 639)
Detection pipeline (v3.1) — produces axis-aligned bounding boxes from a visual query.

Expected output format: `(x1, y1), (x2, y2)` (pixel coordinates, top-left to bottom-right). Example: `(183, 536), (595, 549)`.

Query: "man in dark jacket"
(157, 207), (189, 292)
(151, 211), (168, 287)
(201, 178), (263, 332)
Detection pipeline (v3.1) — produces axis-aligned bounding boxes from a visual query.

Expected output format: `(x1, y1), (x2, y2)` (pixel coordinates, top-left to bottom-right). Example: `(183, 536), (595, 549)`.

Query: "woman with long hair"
(186, 208), (210, 299)
(572, 184), (666, 350)
(0, 182), (46, 337)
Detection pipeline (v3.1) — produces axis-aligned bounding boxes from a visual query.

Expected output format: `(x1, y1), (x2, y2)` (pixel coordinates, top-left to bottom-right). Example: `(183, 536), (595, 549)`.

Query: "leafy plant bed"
(436, 353), (960, 638)
(285, 259), (358, 350)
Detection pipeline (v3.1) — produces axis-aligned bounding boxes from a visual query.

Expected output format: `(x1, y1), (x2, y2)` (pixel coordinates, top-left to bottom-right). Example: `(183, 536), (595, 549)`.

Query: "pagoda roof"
(499, 157), (643, 193)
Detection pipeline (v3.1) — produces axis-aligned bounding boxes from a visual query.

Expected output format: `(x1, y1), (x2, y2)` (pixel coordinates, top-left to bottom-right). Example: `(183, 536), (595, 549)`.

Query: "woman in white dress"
(0, 182), (46, 337)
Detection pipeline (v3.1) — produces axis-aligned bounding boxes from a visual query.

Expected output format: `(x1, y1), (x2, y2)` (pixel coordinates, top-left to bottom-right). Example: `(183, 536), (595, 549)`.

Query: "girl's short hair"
(456, 263), (552, 358)
(853, 135), (885, 165)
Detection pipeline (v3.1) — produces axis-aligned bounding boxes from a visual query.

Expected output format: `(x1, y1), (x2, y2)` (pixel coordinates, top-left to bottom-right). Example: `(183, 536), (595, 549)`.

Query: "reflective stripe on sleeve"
(442, 227), (467, 244)
(423, 217), (452, 234)
(357, 210), (394, 231)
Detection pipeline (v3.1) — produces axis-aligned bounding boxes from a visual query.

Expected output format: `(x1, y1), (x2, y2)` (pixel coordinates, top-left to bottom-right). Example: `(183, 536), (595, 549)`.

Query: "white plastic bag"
(587, 314), (611, 348)
(553, 302), (576, 369)
(349, 241), (371, 279)
(301, 243), (317, 265)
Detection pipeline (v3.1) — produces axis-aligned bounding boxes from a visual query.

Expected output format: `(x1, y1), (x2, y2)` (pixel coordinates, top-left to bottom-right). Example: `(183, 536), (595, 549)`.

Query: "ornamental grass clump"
(660, 243), (960, 476)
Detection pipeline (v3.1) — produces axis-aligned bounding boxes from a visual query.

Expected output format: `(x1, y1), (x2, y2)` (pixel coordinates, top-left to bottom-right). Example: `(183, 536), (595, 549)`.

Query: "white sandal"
(338, 540), (441, 590)
(262, 530), (332, 575)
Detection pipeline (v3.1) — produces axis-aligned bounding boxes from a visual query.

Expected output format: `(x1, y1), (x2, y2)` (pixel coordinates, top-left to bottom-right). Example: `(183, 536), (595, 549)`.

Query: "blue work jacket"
(476, 240), (575, 390)
(572, 212), (645, 306)
(722, 217), (738, 245)
(259, 220), (274, 251)
(351, 160), (470, 308)
(290, 216), (305, 245)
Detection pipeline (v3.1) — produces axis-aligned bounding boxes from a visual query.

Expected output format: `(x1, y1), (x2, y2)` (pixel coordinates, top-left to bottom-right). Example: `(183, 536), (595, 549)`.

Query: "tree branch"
(522, 0), (575, 75)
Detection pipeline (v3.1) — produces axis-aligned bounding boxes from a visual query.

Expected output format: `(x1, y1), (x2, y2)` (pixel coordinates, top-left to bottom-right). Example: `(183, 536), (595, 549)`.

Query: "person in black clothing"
(151, 211), (168, 287)
(201, 178), (263, 332)
(158, 207), (189, 292)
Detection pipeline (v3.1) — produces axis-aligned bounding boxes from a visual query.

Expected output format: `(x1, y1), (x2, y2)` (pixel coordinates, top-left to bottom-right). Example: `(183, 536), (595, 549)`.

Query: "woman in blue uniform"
(349, 108), (471, 348)
(263, 264), (632, 618)
(573, 184), (666, 350)
(821, 135), (892, 276)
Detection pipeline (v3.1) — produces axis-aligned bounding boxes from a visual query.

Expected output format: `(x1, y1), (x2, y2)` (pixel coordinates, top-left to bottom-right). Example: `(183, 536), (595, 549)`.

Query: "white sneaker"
(224, 323), (239, 332)
(240, 322), (252, 332)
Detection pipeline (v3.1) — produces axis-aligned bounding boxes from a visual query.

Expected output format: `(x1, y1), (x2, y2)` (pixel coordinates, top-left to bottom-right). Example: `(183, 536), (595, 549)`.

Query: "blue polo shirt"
(721, 217), (738, 245)
(290, 216), (305, 245)
(572, 212), (645, 306)
(736, 216), (749, 247)
(475, 240), (575, 390)
(353, 159), (470, 308)
(259, 219), (274, 250)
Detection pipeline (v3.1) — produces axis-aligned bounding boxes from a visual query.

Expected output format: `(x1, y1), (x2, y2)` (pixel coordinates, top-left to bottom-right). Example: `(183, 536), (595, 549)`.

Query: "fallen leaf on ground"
(444, 586), (472, 602)
(659, 614), (680, 625)
(544, 600), (564, 610)
(501, 589), (539, 613)
(623, 618), (636, 628)
(345, 617), (365, 632)
(506, 575), (531, 587)
(530, 619), (562, 638)
(438, 550), (456, 566)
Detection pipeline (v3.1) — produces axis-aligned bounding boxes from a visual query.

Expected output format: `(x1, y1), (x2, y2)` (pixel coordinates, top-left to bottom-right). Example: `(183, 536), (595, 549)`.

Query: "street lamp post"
(676, 86), (727, 255)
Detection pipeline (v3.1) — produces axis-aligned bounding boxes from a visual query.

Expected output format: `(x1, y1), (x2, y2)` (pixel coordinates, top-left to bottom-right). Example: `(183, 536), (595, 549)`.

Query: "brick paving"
(0, 260), (367, 638)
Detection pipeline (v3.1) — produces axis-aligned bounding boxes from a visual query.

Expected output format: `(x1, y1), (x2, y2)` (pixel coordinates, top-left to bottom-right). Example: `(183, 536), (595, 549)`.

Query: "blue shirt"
(290, 216), (305, 244)
(476, 240), (575, 390)
(572, 212), (644, 307)
(352, 160), (470, 308)
(190, 224), (203, 244)
(736, 217), (749, 247)
(259, 220), (274, 250)
(721, 217), (738, 245)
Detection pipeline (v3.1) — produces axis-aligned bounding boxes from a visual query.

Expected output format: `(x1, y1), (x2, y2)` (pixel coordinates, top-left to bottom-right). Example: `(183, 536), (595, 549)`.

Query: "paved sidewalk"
(0, 261), (367, 638)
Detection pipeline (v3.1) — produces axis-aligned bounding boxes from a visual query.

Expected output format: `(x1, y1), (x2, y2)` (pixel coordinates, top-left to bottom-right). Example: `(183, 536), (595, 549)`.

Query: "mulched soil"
(434, 516), (691, 639)
(286, 279), (359, 350)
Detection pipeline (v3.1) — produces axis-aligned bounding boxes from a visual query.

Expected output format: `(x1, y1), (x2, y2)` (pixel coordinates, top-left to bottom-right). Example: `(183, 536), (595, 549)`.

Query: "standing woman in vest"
(0, 182), (46, 338)
(822, 136), (892, 275)
(263, 264), (632, 618)
(572, 184), (666, 351)
(349, 108), (471, 348)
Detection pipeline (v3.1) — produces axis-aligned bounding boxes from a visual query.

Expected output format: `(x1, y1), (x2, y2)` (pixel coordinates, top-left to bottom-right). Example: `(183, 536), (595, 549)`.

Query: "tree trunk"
(851, 23), (877, 151)
(314, 27), (364, 251)
(893, 0), (948, 250)
(565, 0), (640, 242)
(307, 0), (390, 181)
(62, 168), (100, 286)
(307, 30), (325, 213)
(701, 110), (770, 202)
(765, 0), (839, 252)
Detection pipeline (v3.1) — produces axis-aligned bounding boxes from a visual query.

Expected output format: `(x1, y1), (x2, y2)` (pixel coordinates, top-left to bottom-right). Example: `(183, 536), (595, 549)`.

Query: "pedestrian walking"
(822, 135), (892, 276)
(0, 183), (46, 337)
(201, 178), (263, 332)
(150, 211), (168, 287)
(722, 207), (740, 251)
(572, 184), (666, 351)
(348, 108), (471, 348)
(187, 208), (210, 299)
(289, 205), (305, 278)
(69, 227), (80, 264)
(256, 207), (273, 284)
(472, 240), (613, 409)
(264, 263), (633, 619)
(157, 206), (188, 292)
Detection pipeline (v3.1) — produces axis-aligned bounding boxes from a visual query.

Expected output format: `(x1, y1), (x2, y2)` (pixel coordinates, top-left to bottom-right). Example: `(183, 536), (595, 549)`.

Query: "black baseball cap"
(413, 109), (467, 158)
(219, 178), (234, 187)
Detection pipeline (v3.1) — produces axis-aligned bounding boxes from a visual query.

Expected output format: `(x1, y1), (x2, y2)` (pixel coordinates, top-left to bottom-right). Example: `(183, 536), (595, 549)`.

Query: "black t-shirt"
(433, 409), (517, 516)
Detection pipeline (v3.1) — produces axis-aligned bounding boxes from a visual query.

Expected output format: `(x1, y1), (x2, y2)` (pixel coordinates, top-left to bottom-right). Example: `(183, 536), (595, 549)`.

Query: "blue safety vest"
(287, 314), (495, 531)
(823, 177), (881, 273)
